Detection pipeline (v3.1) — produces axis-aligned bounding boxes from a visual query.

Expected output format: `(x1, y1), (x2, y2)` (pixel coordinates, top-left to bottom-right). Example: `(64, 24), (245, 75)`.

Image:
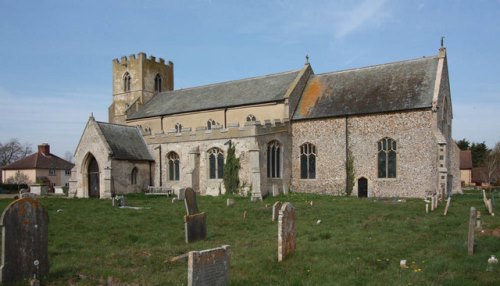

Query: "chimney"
(38, 144), (50, 155)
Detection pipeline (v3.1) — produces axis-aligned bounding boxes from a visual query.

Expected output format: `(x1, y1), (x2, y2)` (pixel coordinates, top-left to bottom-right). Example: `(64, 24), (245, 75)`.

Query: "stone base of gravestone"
(272, 201), (282, 222)
(185, 212), (207, 243)
(188, 245), (230, 286)
(0, 198), (49, 284)
(278, 202), (296, 262)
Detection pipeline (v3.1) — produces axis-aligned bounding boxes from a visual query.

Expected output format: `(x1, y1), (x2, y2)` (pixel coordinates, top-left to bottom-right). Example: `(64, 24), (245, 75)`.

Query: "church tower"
(109, 52), (174, 124)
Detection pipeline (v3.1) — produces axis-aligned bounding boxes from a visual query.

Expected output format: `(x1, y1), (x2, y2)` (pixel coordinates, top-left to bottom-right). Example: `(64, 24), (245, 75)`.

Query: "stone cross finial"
(441, 36), (445, 48)
(305, 54), (309, 64)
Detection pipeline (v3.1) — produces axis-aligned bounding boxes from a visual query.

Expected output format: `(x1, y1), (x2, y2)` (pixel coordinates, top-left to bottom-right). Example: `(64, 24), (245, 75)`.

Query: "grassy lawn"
(1, 190), (499, 285)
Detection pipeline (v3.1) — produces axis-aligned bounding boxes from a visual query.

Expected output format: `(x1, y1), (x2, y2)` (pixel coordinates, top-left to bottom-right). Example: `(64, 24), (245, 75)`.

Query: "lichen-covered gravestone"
(0, 198), (49, 284)
(272, 201), (282, 222)
(278, 202), (296, 262)
(188, 245), (231, 286)
(184, 188), (207, 243)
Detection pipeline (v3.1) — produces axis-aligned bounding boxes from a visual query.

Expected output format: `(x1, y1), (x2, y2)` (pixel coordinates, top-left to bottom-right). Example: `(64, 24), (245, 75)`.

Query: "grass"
(1, 190), (499, 285)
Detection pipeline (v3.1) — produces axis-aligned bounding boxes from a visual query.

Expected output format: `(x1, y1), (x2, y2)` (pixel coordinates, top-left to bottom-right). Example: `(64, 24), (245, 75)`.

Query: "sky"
(0, 0), (499, 157)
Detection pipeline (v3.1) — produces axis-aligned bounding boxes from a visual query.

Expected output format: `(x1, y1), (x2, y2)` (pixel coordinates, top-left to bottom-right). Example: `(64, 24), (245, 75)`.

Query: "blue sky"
(0, 0), (499, 157)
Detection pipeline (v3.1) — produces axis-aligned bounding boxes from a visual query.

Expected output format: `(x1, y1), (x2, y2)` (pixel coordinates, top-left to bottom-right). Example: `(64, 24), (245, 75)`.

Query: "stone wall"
(292, 110), (440, 198)
(111, 160), (151, 194)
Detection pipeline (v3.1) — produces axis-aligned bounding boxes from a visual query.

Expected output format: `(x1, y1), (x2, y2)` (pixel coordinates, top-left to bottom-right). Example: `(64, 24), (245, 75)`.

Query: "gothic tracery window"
(300, 143), (316, 179)
(167, 152), (180, 181)
(267, 140), (281, 178)
(246, 114), (256, 122)
(155, 74), (162, 92)
(378, 137), (397, 178)
(175, 123), (182, 133)
(124, 72), (131, 92)
(208, 148), (224, 179)
(207, 119), (216, 130)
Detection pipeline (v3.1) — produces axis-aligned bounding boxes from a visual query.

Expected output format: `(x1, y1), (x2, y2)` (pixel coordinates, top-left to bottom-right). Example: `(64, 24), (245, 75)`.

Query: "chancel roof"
(128, 70), (301, 119)
(293, 56), (439, 120)
(96, 122), (153, 161)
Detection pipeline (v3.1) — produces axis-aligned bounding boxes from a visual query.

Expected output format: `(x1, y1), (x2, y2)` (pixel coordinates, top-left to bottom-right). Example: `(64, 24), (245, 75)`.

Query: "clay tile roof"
(2, 152), (74, 170)
(460, 150), (473, 169)
(293, 56), (439, 120)
(128, 69), (301, 119)
(96, 122), (154, 161)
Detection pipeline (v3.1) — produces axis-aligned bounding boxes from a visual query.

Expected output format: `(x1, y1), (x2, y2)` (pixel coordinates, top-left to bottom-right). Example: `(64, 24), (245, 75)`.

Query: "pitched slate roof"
(96, 121), (153, 161)
(460, 150), (473, 169)
(128, 69), (301, 119)
(293, 56), (439, 120)
(2, 151), (74, 170)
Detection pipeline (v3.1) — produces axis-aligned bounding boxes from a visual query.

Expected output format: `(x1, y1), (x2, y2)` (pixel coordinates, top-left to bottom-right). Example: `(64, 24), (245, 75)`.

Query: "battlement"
(141, 119), (290, 144)
(113, 52), (173, 66)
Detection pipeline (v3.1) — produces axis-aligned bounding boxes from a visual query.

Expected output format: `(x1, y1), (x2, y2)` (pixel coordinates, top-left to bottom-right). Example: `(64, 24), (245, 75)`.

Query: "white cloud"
(333, 0), (390, 39)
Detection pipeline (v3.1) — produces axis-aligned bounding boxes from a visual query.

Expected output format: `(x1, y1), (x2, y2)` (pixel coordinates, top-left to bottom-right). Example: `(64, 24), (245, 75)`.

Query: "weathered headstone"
(184, 188), (199, 215)
(188, 245), (230, 286)
(272, 201), (282, 222)
(54, 186), (65, 195)
(278, 202), (296, 262)
(226, 198), (235, 207)
(467, 207), (477, 256)
(476, 211), (482, 230)
(0, 198), (49, 284)
(184, 212), (207, 243)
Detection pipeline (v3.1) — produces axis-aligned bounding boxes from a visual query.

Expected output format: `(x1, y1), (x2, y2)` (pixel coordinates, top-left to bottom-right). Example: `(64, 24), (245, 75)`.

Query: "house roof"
(292, 56), (439, 120)
(128, 69), (302, 119)
(460, 150), (473, 169)
(2, 151), (74, 170)
(96, 121), (154, 161)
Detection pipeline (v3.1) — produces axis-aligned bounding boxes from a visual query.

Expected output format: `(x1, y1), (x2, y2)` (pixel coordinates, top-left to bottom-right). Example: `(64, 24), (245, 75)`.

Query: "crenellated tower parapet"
(109, 52), (174, 124)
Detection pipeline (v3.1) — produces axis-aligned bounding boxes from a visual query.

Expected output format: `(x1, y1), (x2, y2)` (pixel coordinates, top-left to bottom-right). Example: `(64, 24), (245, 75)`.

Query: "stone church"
(69, 46), (460, 200)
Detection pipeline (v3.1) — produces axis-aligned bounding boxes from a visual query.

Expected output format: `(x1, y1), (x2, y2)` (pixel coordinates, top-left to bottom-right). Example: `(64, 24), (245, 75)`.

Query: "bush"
(0, 183), (29, 193)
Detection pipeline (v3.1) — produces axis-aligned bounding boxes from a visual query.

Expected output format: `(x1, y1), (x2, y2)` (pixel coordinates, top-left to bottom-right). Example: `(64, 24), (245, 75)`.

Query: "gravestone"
(467, 207), (477, 256)
(188, 245), (230, 286)
(443, 196), (451, 216)
(278, 202), (296, 262)
(226, 198), (235, 207)
(184, 188), (199, 215)
(0, 198), (49, 284)
(184, 212), (207, 243)
(183, 188), (207, 243)
(54, 186), (65, 195)
(272, 201), (282, 222)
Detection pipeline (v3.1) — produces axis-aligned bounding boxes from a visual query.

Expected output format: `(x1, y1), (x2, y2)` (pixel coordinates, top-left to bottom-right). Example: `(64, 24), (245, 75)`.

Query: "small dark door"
(358, 177), (368, 198)
(88, 157), (100, 198)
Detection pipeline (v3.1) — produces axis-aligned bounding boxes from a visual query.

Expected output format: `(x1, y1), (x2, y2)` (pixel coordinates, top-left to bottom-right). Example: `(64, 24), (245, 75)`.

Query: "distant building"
(460, 150), (473, 186)
(70, 46), (460, 199)
(1, 144), (74, 188)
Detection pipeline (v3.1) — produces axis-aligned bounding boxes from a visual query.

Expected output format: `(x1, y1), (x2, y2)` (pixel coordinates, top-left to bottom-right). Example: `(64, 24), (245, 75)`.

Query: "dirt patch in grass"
(480, 228), (500, 237)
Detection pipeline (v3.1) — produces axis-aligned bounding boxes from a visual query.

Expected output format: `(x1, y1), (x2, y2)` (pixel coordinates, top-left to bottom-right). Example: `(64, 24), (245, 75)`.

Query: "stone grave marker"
(272, 201), (282, 221)
(467, 207), (477, 256)
(184, 212), (207, 243)
(183, 188), (207, 243)
(278, 202), (296, 262)
(0, 198), (49, 284)
(184, 188), (199, 215)
(188, 245), (231, 286)
(226, 198), (235, 207)
(178, 188), (186, 201)
(443, 196), (451, 215)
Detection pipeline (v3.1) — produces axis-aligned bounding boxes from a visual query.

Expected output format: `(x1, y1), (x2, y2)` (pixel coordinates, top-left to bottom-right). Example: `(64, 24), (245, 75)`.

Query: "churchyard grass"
(0, 190), (499, 285)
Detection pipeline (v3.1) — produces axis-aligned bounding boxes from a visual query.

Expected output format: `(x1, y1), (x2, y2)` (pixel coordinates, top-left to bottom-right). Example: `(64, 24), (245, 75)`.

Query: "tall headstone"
(467, 207), (477, 256)
(0, 198), (49, 284)
(184, 188), (199, 215)
(272, 201), (282, 222)
(183, 188), (207, 243)
(278, 202), (296, 262)
(188, 245), (231, 286)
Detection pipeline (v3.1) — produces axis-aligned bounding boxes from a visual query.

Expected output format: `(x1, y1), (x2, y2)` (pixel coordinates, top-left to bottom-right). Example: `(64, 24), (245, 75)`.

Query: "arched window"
(208, 148), (224, 179)
(267, 140), (281, 178)
(167, 152), (180, 181)
(378, 137), (397, 178)
(131, 167), (138, 185)
(207, 119), (216, 130)
(124, 72), (131, 92)
(175, 123), (182, 133)
(246, 114), (256, 122)
(300, 143), (316, 179)
(155, 74), (162, 92)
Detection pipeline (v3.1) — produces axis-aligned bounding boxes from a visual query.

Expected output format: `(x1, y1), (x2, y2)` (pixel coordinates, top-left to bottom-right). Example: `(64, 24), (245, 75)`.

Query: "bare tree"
(5, 171), (31, 190)
(0, 138), (32, 167)
(480, 142), (500, 185)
